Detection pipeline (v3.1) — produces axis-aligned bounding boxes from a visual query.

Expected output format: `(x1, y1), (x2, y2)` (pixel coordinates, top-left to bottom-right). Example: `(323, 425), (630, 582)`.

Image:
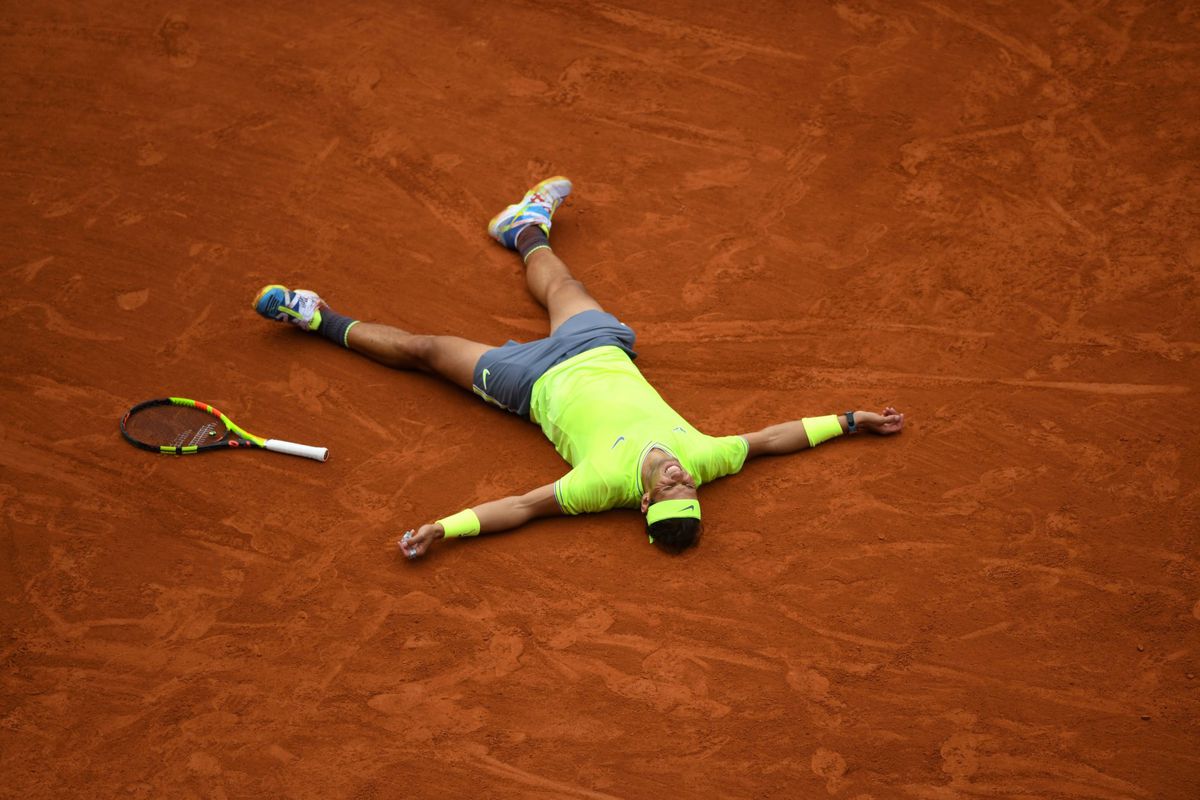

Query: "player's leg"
(487, 176), (605, 334)
(520, 243), (604, 334)
(344, 324), (487, 392)
(252, 284), (486, 391)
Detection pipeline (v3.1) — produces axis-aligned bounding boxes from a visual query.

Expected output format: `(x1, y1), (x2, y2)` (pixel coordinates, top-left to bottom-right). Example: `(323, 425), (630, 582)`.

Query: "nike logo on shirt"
(611, 436), (625, 449)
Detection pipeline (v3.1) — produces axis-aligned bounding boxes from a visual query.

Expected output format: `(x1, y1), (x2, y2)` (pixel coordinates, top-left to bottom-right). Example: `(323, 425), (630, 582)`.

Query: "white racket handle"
(264, 438), (329, 461)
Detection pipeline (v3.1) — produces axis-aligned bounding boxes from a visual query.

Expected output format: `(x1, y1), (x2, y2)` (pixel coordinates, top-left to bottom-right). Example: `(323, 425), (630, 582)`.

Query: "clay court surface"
(3, 1), (1199, 797)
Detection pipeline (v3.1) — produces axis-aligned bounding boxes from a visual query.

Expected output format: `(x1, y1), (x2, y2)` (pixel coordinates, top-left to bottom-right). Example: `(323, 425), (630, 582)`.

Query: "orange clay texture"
(2, 2), (1198, 798)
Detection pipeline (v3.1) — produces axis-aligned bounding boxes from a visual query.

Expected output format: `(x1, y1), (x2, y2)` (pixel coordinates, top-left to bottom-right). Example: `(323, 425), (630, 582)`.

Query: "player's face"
(651, 458), (697, 502)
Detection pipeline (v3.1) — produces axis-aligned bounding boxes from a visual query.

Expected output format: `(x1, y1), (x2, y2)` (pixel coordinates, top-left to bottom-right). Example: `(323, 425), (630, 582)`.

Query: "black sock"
(319, 308), (358, 348)
(515, 225), (550, 262)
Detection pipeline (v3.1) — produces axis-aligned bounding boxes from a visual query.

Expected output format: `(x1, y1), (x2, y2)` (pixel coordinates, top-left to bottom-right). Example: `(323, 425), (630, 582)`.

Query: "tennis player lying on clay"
(253, 177), (905, 558)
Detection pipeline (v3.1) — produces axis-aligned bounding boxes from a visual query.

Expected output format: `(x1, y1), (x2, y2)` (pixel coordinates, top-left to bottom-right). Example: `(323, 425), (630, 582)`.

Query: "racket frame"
(120, 397), (328, 461)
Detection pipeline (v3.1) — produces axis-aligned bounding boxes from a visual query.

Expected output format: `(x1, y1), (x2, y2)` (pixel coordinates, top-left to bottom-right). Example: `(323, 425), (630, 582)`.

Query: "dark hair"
(647, 517), (701, 552)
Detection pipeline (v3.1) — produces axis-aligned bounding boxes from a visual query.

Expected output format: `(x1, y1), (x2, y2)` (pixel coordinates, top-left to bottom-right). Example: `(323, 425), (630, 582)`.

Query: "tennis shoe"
(253, 284), (323, 331)
(487, 176), (572, 250)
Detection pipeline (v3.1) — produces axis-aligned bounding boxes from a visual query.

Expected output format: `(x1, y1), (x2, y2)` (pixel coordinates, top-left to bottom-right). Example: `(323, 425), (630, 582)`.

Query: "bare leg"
(523, 246), (605, 334)
(346, 322), (490, 392)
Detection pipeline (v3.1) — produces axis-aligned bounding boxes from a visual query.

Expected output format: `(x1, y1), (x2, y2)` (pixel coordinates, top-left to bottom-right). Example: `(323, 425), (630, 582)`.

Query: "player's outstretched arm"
(742, 406), (904, 459)
(397, 482), (561, 560)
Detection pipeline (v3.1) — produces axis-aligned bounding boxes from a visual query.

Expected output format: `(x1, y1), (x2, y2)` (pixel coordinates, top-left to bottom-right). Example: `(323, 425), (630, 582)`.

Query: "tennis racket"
(120, 397), (328, 461)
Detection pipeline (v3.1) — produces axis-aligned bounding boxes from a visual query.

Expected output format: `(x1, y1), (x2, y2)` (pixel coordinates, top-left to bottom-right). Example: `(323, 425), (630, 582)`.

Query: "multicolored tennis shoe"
(487, 176), (572, 249)
(253, 284), (323, 331)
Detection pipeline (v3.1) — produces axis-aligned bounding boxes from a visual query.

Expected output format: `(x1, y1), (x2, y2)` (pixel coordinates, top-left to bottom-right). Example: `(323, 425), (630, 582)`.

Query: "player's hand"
(398, 523), (443, 561)
(857, 407), (904, 435)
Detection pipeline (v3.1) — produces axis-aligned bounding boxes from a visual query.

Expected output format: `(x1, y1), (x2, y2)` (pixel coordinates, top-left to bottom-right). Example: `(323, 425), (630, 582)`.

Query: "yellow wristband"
(437, 509), (481, 538)
(802, 415), (843, 448)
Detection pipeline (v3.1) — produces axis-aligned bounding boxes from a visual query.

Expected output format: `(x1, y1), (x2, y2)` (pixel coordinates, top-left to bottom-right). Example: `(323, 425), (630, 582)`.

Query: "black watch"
(845, 410), (857, 434)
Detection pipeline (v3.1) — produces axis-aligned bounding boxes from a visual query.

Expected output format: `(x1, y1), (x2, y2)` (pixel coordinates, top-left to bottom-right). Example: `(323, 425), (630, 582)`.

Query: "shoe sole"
(254, 283), (287, 314)
(253, 284), (324, 327)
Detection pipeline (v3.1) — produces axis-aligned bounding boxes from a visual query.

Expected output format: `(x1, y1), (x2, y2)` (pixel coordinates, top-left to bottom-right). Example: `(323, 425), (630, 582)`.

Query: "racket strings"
(176, 421), (220, 448)
(124, 405), (229, 448)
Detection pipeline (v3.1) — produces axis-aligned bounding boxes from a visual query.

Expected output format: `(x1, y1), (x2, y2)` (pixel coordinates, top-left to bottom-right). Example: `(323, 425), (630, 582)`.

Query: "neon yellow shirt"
(530, 346), (749, 514)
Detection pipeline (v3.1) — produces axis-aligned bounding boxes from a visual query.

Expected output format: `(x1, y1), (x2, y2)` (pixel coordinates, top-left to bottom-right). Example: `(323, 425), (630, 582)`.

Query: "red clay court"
(2, 2), (1198, 798)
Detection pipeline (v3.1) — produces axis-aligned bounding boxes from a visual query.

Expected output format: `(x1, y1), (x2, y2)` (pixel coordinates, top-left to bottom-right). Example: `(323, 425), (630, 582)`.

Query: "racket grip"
(264, 439), (329, 462)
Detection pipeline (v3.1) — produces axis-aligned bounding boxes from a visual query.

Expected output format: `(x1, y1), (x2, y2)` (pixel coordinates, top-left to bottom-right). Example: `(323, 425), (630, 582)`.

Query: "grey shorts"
(472, 310), (637, 417)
